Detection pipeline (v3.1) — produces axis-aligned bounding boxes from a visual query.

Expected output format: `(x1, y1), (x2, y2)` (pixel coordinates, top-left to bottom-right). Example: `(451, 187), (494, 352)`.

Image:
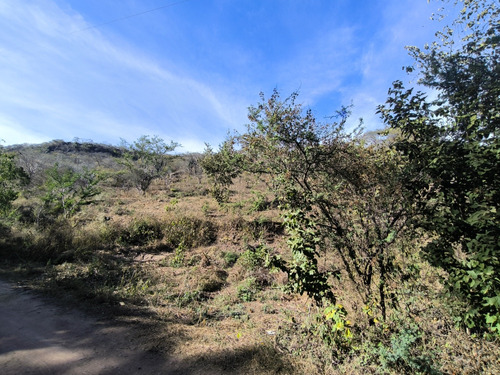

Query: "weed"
(177, 290), (203, 307)
(164, 198), (178, 212)
(187, 254), (201, 266)
(237, 278), (260, 302)
(221, 251), (239, 267)
(238, 244), (268, 270)
(363, 325), (440, 374)
(170, 242), (186, 267)
(248, 190), (270, 212)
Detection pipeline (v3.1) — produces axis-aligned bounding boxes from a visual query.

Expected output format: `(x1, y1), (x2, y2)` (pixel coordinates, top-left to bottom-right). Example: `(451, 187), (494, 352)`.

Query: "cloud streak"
(0, 0), (443, 150)
(0, 0), (248, 150)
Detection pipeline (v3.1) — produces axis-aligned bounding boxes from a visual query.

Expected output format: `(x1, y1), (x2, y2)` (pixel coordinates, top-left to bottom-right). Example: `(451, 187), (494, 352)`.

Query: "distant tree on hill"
(120, 135), (180, 194)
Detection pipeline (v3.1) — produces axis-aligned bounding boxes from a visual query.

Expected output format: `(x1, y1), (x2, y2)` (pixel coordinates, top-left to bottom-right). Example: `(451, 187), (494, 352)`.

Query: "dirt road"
(0, 280), (173, 375)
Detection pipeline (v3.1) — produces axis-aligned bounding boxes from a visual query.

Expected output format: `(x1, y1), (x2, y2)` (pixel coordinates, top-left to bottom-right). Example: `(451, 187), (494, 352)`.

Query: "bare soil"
(0, 279), (175, 375)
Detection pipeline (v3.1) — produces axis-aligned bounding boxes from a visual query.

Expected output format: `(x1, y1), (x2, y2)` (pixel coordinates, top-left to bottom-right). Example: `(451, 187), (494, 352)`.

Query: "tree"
(0, 145), (29, 215)
(120, 135), (179, 194)
(237, 90), (412, 321)
(201, 138), (243, 204)
(378, 0), (499, 334)
(43, 164), (101, 218)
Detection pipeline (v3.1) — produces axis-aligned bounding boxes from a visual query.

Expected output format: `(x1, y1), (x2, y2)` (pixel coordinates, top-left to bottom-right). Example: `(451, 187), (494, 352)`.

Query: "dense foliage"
(201, 0), (499, 342)
(240, 91), (412, 322)
(378, 0), (499, 334)
(42, 164), (102, 218)
(0, 145), (29, 215)
(1, 0), (498, 373)
(201, 138), (243, 203)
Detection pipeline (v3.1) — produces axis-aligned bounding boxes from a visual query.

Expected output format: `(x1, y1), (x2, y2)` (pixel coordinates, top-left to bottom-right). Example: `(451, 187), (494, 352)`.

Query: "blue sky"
(0, 0), (445, 152)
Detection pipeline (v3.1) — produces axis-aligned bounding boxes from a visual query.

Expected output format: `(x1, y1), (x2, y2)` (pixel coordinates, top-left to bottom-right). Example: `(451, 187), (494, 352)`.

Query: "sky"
(0, 0), (448, 152)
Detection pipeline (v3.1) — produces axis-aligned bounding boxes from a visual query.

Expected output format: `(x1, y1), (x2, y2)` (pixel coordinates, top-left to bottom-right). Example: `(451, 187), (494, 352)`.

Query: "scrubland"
(0, 140), (498, 375)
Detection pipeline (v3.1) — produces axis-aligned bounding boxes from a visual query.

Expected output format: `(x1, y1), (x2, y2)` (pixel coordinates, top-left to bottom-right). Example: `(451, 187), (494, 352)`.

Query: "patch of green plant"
(201, 138), (243, 204)
(177, 290), (203, 307)
(163, 216), (217, 249)
(42, 164), (102, 218)
(119, 218), (163, 246)
(238, 244), (269, 271)
(377, 0), (499, 335)
(317, 303), (353, 346)
(119, 135), (179, 194)
(221, 251), (239, 267)
(248, 190), (270, 212)
(268, 209), (335, 305)
(362, 325), (440, 374)
(227, 303), (248, 320)
(170, 242), (185, 267)
(164, 198), (178, 212)
(187, 254), (201, 266)
(237, 277), (260, 302)
(0, 146), (29, 216)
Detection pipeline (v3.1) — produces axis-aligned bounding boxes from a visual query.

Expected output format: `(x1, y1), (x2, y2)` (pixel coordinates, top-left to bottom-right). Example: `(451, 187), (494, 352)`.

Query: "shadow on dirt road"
(0, 276), (293, 375)
(0, 280), (176, 375)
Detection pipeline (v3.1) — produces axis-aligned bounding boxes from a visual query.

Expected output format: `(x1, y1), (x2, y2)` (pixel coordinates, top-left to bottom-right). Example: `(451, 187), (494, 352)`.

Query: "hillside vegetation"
(1, 1), (498, 373)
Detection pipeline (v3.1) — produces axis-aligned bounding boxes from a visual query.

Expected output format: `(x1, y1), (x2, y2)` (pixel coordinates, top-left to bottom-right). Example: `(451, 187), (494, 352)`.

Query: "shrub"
(222, 251), (239, 267)
(238, 244), (268, 270)
(119, 218), (163, 246)
(248, 191), (270, 212)
(162, 216), (217, 249)
(237, 278), (260, 302)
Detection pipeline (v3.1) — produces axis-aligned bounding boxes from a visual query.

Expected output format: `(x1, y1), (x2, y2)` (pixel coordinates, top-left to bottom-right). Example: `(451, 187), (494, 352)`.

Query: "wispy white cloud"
(0, 0), (248, 151)
(0, 0), (447, 151)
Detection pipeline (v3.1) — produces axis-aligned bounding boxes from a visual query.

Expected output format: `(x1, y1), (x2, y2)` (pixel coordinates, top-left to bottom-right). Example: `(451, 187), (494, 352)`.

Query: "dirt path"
(0, 280), (174, 375)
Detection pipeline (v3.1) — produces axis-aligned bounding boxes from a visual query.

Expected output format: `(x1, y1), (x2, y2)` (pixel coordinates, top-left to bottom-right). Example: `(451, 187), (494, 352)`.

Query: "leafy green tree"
(43, 164), (101, 218)
(120, 135), (179, 194)
(269, 208), (335, 306)
(378, 0), (499, 334)
(240, 90), (412, 320)
(0, 145), (29, 215)
(201, 138), (243, 204)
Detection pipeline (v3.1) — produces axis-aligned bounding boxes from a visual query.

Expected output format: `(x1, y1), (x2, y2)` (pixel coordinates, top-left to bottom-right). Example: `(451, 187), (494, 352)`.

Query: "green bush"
(119, 218), (163, 245)
(222, 251), (239, 267)
(237, 278), (260, 302)
(238, 244), (268, 270)
(162, 216), (217, 249)
(170, 243), (185, 267)
(363, 326), (439, 374)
